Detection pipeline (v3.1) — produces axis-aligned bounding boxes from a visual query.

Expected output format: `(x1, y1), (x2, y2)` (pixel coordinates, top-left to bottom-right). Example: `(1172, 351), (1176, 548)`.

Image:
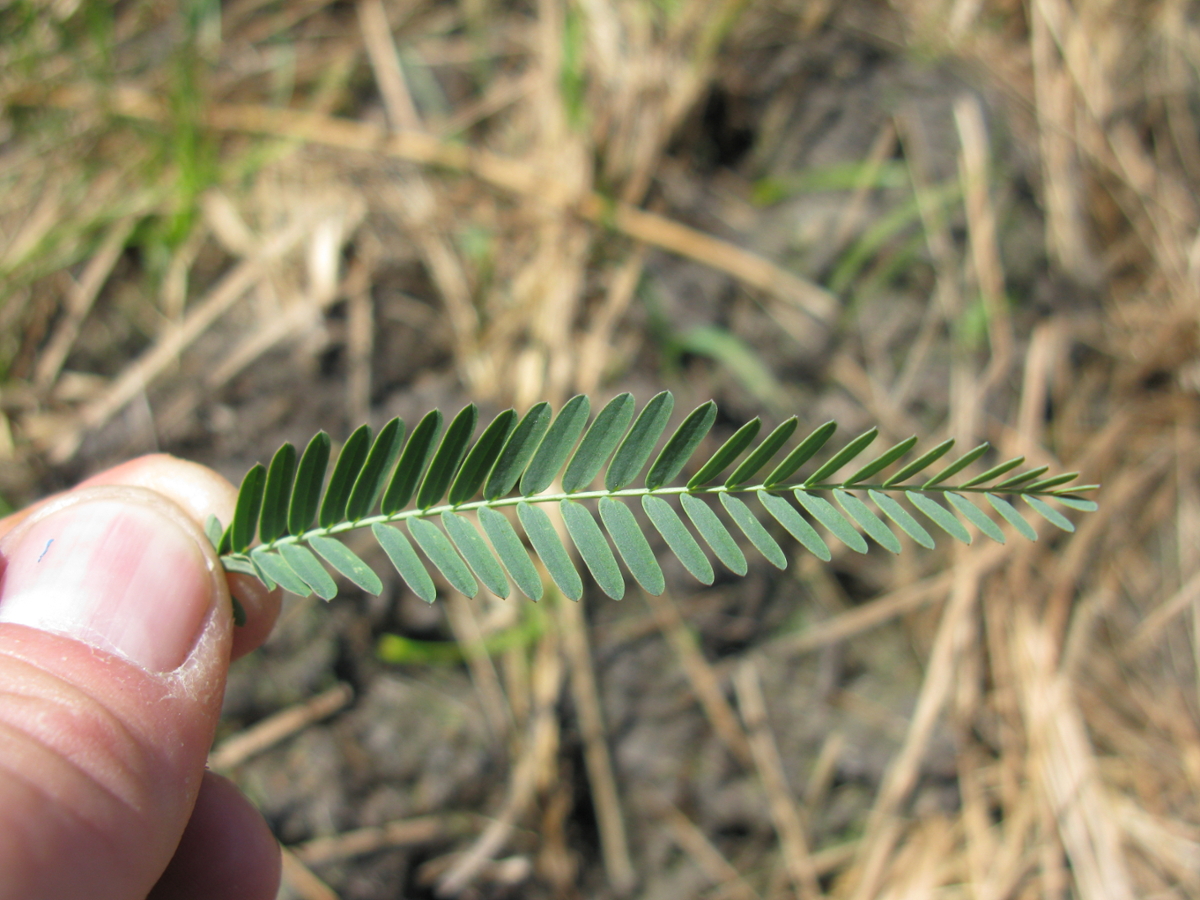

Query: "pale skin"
(0, 455), (284, 900)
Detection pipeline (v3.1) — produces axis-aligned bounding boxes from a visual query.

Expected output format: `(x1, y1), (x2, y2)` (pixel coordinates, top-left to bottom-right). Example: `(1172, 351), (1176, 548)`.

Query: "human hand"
(0, 454), (283, 900)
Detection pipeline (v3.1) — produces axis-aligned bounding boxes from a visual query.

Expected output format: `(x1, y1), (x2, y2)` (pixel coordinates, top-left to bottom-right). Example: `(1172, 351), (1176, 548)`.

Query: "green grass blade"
(417, 404), (478, 509)
(882, 438), (954, 487)
(320, 423), (372, 528)
(485, 402), (552, 499)
(921, 442), (989, 489)
(259, 443), (297, 543)
(720, 493), (786, 568)
(442, 511), (510, 598)
(843, 436), (918, 486)
(993, 465), (1049, 491)
(251, 548), (312, 596)
(449, 409), (516, 506)
(834, 489), (901, 554)
(518, 501), (583, 601)
(804, 428), (878, 486)
(794, 490), (868, 553)
(563, 393), (635, 492)
(599, 497), (664, 594)
(726, 417), (798, 488)
(763, 421), (836, 486)
(1051, 495), (1098, 512)
(1024, 495), (1075, 532)
(382, 409), (443, 514)
(478, 507), (543, 601)
(646, 401), (717, 490)
(289, 431), (331, 535)
(906, 491), (971, 544)
(945, 493), (1005, 543)
(279, 543), (338, 600)
(680, 493), (747, 575)
(758, 490), (830, 561)
(642, 495), (714, 584)
(959, 455), (1025, 489)
(606, 390), (675, 491)
(562, 499), (625, 599)
(1025, 472), (1079, 492)
(346, 418), (405, 521)
(408, 517), (478, 596)
(372, 522), (436, 603)
(985, 493), (1037, 540)
(308, 535), (384, 595)
(687, 418), (761, 489)
(231, 463), (266, 553)
(522, 394), (590, 495)
(868, 489), (935, 548)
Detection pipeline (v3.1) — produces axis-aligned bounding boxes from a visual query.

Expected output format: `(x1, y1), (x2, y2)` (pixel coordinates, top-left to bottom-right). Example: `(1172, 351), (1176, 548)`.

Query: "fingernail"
(0, 497), (216, 673)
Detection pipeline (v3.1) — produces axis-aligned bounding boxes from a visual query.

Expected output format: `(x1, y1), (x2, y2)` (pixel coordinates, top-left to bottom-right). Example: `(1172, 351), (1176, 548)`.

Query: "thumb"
(0, 485), (234, 900)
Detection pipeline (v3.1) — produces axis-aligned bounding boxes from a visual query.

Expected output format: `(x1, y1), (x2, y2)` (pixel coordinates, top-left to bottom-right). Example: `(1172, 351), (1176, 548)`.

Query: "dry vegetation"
(2, 0), (1199, 898)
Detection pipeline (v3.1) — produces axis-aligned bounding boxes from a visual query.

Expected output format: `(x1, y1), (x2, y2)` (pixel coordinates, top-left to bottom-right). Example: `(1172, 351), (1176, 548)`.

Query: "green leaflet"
(448, 409), (516, 506)
(441, 511), (510, 598)
(757, 490), (830, 561)
(726, 417), (798, 488)
(720, 493), (786, 568)
(289, 431), (331, 535)
(794, 490), (868, 554)
(409, 517), (478, 596)
(680, 493), (747, 575)
(688, 418), (761, 489)
(606, 390), (674, 491)
(522, 394), (591, 495)
(373, 522), (437, 603)
(382, 409), (443, 514)
(308, 535), (384, 595)
(346, 418), (405, 521)
(260, 443), (297, 543)
(599, 497), (665, 594)
(834, 489), (901, 554)
(215, 391), (1094, 608)
(906, 491), (971, 544)
(486, 403), (551, 500)
(946, 492), (1006, 543)
(868, 489), (934, 548)
(986, 493), (1037, 540)
(563, 393), (635, 492)
(478, 507), (544, 601)
(642, 495), (715, 585)
(646, 402), (717, 491)
(320, 423), (372, 528)
(562, 499), (625, 599)
(518, 501), (583, 601)
(230, 463), (266, 554)
(417, 405), (478, 509)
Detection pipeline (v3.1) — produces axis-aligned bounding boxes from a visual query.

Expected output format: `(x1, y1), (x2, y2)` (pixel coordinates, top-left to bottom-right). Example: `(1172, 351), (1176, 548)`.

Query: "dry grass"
(2, 0), (1199, 898)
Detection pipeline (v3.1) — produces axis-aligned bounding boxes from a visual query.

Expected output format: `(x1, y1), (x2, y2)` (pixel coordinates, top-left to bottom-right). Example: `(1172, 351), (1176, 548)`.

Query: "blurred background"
(2, 0), (1198, 897)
